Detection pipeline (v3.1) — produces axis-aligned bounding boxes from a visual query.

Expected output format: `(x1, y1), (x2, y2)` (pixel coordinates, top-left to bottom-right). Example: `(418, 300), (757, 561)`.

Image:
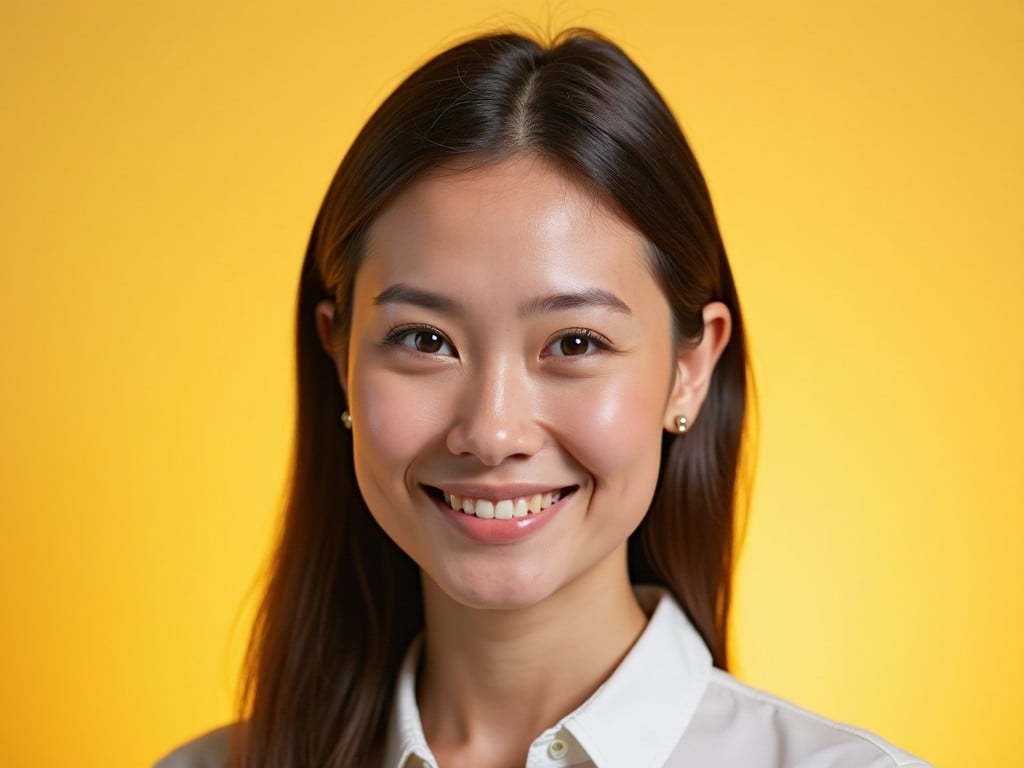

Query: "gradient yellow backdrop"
(2, 2), (1021, 766)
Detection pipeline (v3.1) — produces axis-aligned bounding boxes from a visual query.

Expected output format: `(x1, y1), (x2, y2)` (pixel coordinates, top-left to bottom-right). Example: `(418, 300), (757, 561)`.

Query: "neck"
(416, 546), (648, 767)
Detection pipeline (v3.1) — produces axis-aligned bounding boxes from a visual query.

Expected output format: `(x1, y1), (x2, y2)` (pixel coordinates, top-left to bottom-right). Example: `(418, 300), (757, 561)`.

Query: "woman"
(159, 28), (929, 768)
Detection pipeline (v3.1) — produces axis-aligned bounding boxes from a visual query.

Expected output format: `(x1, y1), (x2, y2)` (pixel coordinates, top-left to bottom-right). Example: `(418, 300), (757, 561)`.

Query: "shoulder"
(154, 724), (233, 768)
(675, 669), (932, 768)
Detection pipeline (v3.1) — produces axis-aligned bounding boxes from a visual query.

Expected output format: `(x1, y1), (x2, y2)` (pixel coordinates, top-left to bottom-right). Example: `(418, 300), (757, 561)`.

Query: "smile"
(424, 486), (578, 520)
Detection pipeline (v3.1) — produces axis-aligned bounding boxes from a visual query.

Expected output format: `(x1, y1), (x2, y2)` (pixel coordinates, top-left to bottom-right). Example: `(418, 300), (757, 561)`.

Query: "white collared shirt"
(155, 588), (931, 768)
(383, 587), (930, 768)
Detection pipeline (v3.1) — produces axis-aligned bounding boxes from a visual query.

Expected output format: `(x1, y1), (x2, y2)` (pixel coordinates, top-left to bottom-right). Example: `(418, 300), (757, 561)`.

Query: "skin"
(317, 156), (730, 768)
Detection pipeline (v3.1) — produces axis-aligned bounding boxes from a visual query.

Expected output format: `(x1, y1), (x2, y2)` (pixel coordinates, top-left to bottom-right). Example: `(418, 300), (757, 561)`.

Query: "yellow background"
(2, 1), (1021, 766)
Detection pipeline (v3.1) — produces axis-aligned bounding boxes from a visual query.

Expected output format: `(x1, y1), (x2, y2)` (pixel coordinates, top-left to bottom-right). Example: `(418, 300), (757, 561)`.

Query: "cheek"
(550, 371), (668, 497)
(349, 367), (449, 491)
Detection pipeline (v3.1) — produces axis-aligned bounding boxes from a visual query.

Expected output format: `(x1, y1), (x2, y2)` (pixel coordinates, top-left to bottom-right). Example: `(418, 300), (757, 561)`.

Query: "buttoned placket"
(388, 589), (706, 768)
(526, 725), (589, 767)
(402, 725), (588, 768)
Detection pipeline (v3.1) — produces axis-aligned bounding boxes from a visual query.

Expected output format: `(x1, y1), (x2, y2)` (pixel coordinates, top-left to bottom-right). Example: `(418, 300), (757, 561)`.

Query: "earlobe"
(663, 301), (732, 432)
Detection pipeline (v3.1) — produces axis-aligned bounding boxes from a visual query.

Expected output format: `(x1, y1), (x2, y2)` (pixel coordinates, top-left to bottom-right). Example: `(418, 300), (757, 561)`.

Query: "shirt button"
(547, 738), (568, 759)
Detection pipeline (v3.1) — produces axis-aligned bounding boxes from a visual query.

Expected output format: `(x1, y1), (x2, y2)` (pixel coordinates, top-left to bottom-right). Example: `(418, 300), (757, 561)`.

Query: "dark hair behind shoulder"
(235, 28), (751, 767)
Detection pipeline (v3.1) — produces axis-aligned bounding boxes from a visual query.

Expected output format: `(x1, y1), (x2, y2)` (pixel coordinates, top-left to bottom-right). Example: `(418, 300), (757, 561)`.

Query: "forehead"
(356, 157), (661, 309)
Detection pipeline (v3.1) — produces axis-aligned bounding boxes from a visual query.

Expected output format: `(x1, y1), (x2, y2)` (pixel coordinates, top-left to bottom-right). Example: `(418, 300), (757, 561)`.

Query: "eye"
(544, 328), (611, 358)
(385, 325), (457, 357)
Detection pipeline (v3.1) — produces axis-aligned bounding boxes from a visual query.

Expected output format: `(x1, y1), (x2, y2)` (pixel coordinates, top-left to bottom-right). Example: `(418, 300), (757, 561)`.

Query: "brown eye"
(388, 326), (456, 356)
(415, 331), (444, 353)
(544, 328), (609, 359)
(559, 335), (590, 356)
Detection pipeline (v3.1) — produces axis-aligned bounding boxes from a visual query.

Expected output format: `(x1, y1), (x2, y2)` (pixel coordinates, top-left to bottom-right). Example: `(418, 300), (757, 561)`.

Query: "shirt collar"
(382, 634), (436, 768)
(559, 586), (712, 766)
(383, 586), (712, 768)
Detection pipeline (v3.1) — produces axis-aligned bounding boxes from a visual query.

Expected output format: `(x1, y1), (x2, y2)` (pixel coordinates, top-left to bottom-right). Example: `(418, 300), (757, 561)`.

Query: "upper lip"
(423, 483), (576, 501)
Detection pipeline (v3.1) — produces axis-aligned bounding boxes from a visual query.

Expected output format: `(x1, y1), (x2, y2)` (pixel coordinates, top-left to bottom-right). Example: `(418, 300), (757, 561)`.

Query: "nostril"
(444, 409), (546, 465)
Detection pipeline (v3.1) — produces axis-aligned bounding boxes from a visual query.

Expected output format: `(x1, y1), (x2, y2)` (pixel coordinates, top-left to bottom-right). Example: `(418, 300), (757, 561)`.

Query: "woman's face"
(325, 157), (715, 611)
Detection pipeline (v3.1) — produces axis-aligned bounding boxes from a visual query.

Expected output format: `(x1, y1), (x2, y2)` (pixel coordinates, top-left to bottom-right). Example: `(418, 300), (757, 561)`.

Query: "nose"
(445, 360), (544, 465)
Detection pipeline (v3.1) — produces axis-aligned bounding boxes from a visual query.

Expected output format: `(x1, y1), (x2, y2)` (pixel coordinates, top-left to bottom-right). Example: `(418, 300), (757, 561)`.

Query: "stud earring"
(675, 415), (688, 434)
(340, 410), (352, 430)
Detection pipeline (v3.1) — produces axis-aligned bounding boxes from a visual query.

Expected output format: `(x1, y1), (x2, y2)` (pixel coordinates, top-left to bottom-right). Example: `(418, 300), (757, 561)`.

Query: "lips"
(422, 484), (578, 544)
(423, 485), (577, 520)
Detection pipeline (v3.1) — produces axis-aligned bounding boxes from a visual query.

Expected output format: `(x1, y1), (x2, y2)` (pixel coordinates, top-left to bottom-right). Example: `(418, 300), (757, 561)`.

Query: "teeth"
(443, 489), (565, 519)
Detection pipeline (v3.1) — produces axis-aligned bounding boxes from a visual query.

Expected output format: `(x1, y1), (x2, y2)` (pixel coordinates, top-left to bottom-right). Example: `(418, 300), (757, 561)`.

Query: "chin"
(430, 559), (561, 612)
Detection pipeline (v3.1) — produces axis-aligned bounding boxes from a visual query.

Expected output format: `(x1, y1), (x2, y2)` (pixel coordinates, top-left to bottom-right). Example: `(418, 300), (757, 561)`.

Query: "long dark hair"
(235, 28), (751, 767)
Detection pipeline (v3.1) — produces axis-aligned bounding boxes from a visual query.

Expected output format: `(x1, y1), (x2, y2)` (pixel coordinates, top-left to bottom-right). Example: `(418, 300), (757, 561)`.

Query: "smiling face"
(322, 156), (705, 611)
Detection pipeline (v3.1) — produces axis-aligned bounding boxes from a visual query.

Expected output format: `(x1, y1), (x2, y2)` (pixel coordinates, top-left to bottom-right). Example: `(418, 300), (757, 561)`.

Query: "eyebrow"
(372, 283), (633, 317)
(372, 283), (458, 312)
(521, 287), (632, 316)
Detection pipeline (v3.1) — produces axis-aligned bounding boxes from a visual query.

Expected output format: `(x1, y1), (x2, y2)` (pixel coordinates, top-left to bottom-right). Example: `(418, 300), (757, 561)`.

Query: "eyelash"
(383, 324), (456, 356)
(542, 327), (613, 358)
(381, 324), (613, 359)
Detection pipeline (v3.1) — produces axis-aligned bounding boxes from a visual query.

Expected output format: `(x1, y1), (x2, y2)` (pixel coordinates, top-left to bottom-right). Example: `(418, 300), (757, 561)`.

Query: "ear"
(662, 301), (732, 433)
(315, 299), (349, 395)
